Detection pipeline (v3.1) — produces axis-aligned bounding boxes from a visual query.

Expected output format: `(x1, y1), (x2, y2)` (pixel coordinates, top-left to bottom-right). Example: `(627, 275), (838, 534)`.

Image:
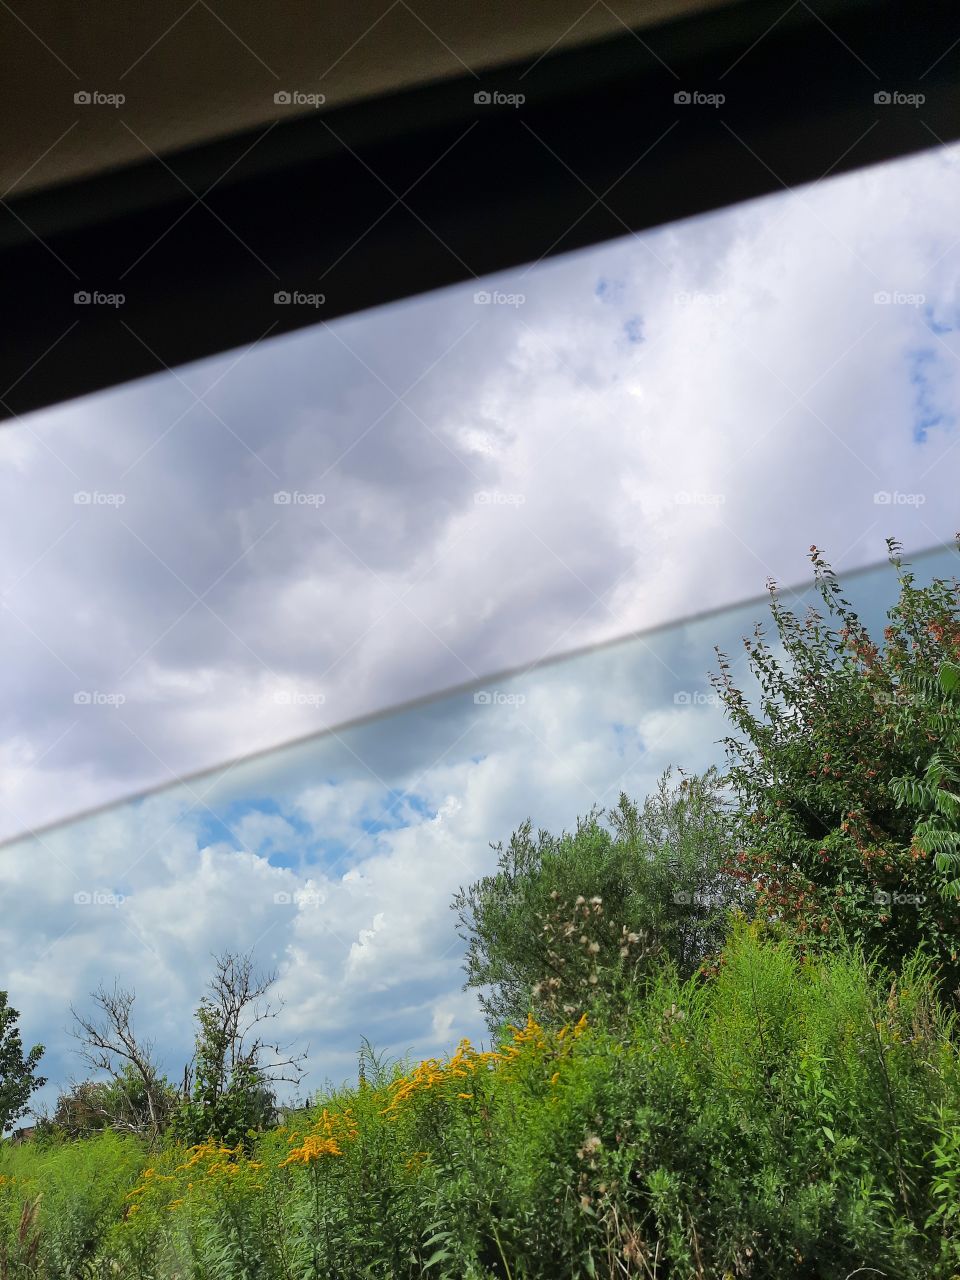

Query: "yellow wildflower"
(280, 1134), (343, 1167)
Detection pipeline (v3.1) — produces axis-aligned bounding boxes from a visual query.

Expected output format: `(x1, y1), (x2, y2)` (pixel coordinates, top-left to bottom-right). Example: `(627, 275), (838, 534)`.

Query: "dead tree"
(69, 983), (172, 1137)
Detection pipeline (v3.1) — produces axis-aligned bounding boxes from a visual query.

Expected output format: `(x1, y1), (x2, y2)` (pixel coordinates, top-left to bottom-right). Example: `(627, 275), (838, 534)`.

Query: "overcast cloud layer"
(2, 141), (960, 842)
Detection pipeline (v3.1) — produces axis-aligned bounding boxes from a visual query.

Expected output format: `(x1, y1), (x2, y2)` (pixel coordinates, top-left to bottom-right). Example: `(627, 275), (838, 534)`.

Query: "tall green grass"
(3, 924), (960, 1278)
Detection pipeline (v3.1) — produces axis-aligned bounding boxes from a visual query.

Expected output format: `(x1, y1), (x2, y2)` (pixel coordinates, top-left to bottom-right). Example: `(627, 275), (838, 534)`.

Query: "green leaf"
(940, 662), (960, 696)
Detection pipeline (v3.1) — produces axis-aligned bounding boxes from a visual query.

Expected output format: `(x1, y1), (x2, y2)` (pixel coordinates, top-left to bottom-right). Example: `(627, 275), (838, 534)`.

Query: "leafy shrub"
(40, 1065), (180, 1142)
(713, 539), (960, 990)
(453, 768), (737, 1031)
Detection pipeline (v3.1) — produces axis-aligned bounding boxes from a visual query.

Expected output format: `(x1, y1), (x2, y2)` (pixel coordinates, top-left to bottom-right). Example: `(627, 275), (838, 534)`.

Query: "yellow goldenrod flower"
(280, 1134), (344, 1167)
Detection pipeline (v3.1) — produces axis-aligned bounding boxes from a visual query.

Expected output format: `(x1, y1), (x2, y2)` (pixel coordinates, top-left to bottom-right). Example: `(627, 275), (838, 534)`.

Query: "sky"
(1, 135), (960, 1113)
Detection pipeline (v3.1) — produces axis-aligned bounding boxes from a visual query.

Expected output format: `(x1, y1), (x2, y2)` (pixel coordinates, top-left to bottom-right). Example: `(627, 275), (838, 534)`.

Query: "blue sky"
(2, 136), (960, 1116)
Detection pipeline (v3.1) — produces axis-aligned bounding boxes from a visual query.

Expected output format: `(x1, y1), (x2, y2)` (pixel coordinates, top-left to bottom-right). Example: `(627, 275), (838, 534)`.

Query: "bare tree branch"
(68, 982), (173, 1136)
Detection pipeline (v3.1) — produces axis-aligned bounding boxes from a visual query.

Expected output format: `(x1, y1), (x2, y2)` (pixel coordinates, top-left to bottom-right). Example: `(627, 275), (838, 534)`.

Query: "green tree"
(0, 990), (45, 1135)
(712, 537), (960, 990)
(173, 951), (305, 1148)
(452, 767), (736, 1030)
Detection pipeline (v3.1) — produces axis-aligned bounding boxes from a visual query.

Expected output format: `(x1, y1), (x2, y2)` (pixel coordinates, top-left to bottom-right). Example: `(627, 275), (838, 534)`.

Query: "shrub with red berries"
(712, 537), (960, 996)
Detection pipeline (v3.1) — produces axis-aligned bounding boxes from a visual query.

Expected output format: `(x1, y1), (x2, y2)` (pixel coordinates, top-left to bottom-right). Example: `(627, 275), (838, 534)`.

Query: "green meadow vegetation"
(2, 538), (960, 1279)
